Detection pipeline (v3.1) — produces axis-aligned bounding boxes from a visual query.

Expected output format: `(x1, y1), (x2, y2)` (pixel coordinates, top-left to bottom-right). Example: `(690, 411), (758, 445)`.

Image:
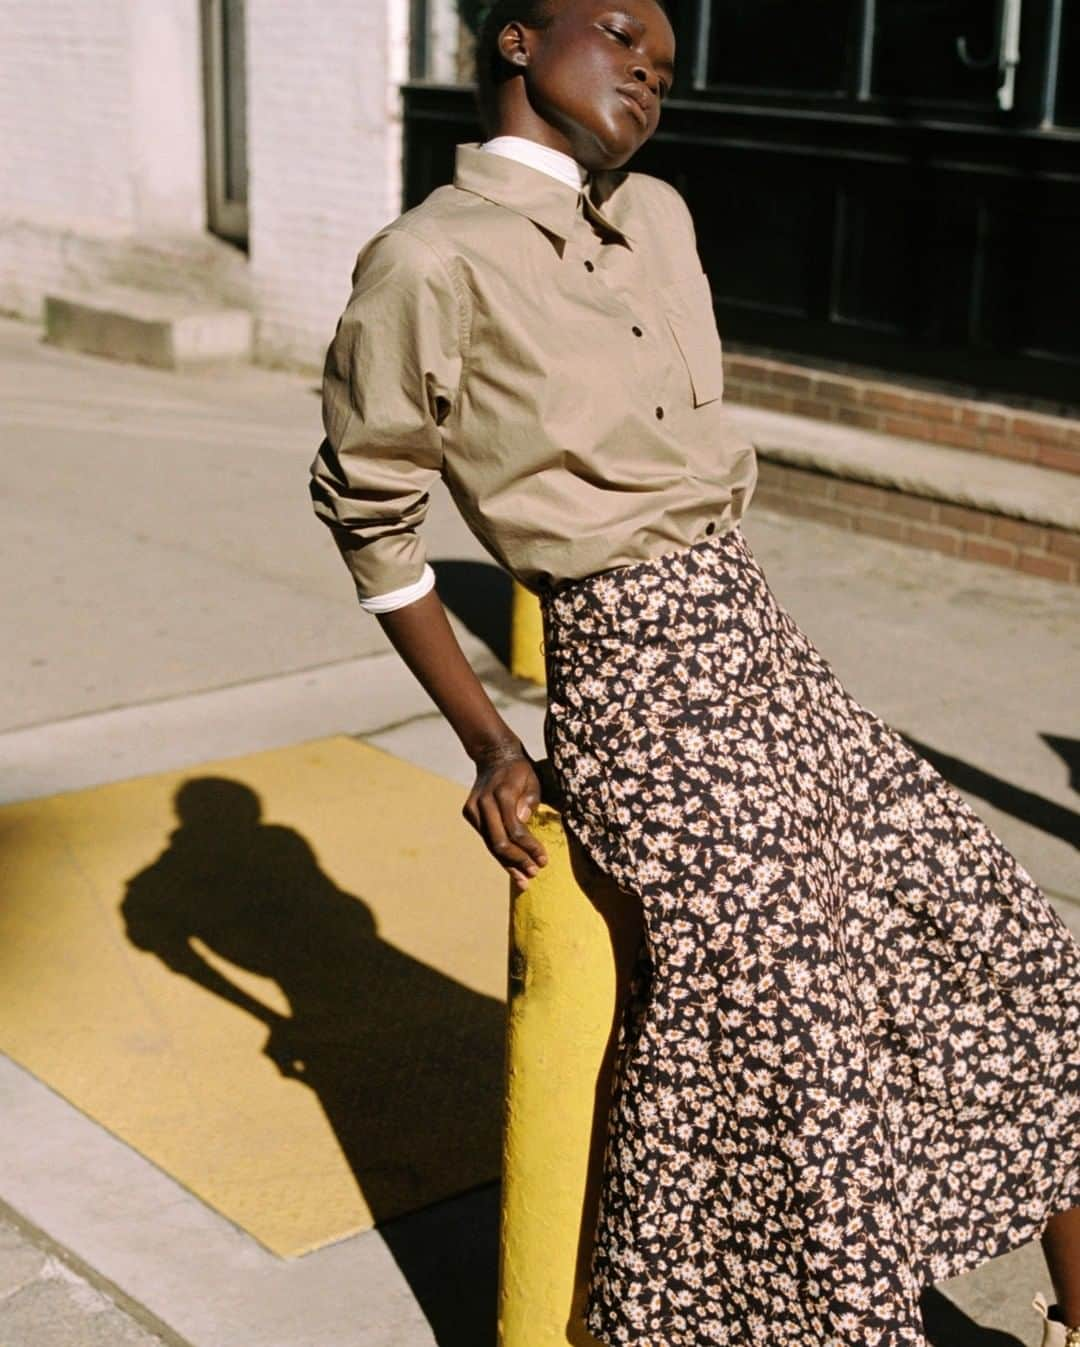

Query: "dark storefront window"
(873, 0), (1002, 104)
(702, 0), (859, 95)
(1058, 0), (1080, 123)
(411, 0), (1078, 130)
(410, 0), (478, 82)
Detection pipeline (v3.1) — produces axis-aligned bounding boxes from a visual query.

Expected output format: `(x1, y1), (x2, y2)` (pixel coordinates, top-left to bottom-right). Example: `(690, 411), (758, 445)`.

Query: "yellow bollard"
(510, 579), (546, 686)
(497, 800), (644, 1347)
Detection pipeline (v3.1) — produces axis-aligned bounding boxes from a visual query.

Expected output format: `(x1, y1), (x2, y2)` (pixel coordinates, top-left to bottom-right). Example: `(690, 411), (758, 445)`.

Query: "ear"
(496, 21), (531, 67)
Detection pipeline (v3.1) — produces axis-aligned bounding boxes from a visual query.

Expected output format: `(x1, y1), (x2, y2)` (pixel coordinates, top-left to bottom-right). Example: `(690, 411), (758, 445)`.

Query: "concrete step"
(44, 285), (252, 371)
(727, 402), (1080, 583)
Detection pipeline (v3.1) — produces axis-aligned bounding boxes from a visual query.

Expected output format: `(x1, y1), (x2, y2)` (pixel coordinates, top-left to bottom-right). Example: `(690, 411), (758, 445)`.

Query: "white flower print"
(541, 525), (1080, 1347)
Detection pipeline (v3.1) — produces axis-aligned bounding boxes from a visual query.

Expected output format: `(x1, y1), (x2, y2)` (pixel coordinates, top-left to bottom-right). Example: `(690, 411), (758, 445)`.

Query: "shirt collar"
(453, 141), (632, 247)
(481, 134), (588, 191)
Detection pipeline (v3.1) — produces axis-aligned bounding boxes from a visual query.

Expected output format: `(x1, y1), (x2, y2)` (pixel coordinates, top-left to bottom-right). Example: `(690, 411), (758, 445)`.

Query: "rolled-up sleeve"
(309, 225), (464, 602)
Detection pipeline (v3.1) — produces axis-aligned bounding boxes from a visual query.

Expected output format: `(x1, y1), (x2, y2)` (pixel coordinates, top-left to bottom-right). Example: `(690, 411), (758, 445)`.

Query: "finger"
(515, 785), (540, 823)
(507, 865), (531, 891)
(495, 786), (548, 867)
(514, 797), (547, 862)
(461, 794), (482, 834)
(479, 794), (538, 875)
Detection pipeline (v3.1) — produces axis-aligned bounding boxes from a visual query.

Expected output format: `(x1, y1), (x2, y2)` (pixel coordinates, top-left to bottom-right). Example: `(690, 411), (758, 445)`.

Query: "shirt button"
(705, 521), (716, 536)
(631, 325), (643, 337)
(584, 259), (595, 272)
(655, 406), (664, 420)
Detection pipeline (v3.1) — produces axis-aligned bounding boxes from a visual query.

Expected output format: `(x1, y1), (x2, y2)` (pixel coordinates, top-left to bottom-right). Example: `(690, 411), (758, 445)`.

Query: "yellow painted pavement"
(0, 737), (509, 1257)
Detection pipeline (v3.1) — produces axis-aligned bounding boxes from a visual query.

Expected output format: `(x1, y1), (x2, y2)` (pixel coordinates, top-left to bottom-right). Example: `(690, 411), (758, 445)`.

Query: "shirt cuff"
(356, 563), (436, 614)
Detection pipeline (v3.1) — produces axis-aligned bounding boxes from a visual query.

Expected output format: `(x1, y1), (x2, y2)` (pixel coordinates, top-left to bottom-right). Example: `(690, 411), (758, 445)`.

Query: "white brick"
(0, 0), (407, 369)
(0, 0), (137, 232)
(247, 0), (407, 368)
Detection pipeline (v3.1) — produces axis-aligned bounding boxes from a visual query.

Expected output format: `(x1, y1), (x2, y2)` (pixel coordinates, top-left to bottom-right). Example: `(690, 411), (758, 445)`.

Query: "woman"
(309, 0), (1080, 1341)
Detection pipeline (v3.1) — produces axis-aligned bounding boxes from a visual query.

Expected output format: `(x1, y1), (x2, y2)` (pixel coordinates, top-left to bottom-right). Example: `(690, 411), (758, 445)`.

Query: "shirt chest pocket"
(661, 270), (725, 408)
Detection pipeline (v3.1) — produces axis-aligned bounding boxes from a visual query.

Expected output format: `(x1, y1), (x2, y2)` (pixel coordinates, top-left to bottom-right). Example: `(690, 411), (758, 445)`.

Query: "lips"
(616, 89), (649, 129)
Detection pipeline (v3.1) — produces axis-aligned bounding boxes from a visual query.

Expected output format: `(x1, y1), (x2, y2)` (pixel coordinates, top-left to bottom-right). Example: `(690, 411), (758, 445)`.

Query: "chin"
(583, 122), (641, 168)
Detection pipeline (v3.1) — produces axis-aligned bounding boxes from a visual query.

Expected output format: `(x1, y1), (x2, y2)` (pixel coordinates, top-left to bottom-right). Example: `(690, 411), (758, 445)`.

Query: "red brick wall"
(754, 460), (1079, 584)
(725, 354), (1080, 476)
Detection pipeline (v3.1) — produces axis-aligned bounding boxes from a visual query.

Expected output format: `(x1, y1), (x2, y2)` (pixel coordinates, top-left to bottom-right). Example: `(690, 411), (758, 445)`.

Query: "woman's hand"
(463, 741), (549, 891)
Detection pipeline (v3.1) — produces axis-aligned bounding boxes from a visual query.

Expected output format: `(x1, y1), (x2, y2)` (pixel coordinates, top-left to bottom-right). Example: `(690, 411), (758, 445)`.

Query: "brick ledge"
(728, 404), (1079, 583)
(724, 352), (1080, 475)
(728, 404), (1080, 533)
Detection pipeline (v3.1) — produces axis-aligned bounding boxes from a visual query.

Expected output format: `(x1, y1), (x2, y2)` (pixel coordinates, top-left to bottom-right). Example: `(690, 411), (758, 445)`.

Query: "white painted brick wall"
(0, 0), (406, 370)
(0, 0), (137, 235)
(0, 0), (205, 319)
(247, 0), (406, 369)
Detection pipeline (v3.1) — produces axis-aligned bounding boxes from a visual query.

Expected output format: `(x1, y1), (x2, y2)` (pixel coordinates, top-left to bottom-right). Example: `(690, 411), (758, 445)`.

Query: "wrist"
(468, 733), (525, 769)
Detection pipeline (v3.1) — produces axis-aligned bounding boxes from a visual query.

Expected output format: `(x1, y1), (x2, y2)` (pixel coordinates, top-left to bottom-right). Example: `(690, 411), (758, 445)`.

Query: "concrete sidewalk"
(1, 314), (1077, 1346)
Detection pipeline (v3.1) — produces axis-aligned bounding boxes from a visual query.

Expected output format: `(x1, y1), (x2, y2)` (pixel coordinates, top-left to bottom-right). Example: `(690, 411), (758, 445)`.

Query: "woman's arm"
(311, 231), (544, 885)
(376, 587), (549, 891)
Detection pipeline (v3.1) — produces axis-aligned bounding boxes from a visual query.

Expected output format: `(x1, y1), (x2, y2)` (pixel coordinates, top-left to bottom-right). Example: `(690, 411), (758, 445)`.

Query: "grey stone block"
(43, 286), (252, 370)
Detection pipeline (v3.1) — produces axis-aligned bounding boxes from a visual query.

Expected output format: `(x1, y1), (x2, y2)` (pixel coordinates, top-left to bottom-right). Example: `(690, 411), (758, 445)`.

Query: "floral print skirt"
(539, 523), (1080, 1347)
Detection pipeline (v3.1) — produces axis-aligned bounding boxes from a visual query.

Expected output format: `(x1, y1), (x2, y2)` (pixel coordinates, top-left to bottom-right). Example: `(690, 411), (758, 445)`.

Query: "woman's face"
(498, 0), (676, 169)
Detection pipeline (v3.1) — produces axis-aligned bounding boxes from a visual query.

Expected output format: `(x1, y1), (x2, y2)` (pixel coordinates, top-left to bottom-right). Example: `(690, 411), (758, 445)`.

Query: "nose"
(629, 62), (660, 96)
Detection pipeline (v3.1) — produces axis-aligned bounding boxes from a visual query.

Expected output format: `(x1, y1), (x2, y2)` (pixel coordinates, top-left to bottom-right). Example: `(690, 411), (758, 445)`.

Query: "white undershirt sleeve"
(356, 562), (436, 614)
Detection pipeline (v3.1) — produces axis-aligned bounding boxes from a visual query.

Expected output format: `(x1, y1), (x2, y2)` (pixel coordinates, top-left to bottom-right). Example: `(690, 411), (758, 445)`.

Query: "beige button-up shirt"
(310, 141), (759, 602)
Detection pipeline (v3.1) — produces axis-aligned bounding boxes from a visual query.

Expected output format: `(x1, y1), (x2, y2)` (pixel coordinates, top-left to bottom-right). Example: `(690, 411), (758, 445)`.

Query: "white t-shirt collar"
(480, 135), (589, 191)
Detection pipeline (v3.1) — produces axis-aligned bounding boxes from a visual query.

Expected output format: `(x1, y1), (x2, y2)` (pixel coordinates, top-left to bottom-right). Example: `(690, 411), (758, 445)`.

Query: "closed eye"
(602, 24), (671, 98)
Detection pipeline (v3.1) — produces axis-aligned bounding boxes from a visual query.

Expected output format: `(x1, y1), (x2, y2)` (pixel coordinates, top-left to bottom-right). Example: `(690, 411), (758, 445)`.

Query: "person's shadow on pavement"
(121, 776), (503, 1347)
